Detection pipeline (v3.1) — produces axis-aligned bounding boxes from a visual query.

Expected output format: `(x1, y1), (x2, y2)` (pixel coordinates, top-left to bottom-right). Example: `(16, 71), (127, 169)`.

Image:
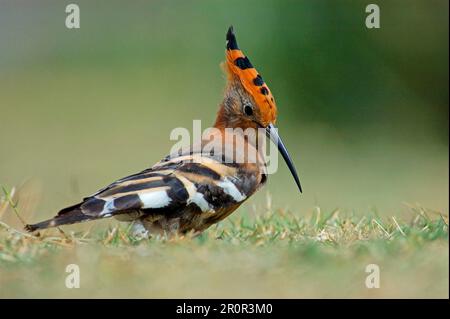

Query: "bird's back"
(26, 130), (267, 234)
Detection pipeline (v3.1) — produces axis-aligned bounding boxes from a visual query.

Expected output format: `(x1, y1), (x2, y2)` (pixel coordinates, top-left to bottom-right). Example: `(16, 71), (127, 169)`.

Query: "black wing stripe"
(99, 178), (167, 197)
(166, 176), (190, 203)
(177, 162), (222, 180)
(86, 170), (174, 199)
(117, 171), (172, 183)
(80, 197), (106, 215)
(113, 194), (142, 211)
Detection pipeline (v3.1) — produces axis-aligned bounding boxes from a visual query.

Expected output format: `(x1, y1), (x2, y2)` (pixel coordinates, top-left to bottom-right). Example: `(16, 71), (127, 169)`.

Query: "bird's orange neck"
(213, 104), (229, 131)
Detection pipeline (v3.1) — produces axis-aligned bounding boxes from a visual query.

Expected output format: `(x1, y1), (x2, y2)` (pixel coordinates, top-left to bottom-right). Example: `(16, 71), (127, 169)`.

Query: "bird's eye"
(243, 104), (253, 116)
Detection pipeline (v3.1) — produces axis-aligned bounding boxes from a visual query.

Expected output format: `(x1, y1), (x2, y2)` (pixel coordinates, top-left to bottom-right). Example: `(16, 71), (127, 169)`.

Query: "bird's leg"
(129, 220), (149, 240)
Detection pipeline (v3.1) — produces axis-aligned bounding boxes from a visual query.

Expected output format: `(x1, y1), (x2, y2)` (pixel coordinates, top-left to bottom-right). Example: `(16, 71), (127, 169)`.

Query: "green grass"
(0, 186), (448, 298)
(0, 0), (447, 299)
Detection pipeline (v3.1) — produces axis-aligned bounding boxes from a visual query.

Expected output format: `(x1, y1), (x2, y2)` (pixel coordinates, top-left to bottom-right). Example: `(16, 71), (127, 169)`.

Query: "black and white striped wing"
(76, 165), (186, 218)
(25, 153), (261, 232)
(75, 154), (253, 219)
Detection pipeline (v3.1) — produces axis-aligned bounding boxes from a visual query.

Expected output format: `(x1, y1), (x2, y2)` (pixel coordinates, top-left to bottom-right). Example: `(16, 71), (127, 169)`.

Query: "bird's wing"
(25, 148), (263, 232)
(71, 152), (256, 219)
(25, 162), (187, 231)
(75, 162), (184, 218)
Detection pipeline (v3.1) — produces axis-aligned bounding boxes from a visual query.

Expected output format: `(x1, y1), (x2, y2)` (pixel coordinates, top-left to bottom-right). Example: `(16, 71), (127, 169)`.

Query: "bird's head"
(214, 26), (302, 193)
(215, 26), (277, 130)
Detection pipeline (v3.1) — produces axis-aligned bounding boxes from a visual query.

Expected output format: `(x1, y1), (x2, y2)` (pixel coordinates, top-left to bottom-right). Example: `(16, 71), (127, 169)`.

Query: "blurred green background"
(0, 0), (448, 221)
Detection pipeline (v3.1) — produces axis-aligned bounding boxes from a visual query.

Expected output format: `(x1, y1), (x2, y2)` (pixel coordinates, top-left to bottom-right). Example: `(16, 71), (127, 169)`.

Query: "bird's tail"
(25, 204), (93, 232)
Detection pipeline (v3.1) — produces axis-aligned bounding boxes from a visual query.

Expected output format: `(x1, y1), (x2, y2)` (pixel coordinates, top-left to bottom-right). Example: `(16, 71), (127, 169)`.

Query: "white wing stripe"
(139, 191), (172, 209)
(100, 200), (116, 216)
(191, 192), (213, 212)
(216, 178), (246, 202)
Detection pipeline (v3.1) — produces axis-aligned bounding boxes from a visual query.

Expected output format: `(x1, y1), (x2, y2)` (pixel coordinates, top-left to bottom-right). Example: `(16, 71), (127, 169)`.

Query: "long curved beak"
(266, 123), (303, 193)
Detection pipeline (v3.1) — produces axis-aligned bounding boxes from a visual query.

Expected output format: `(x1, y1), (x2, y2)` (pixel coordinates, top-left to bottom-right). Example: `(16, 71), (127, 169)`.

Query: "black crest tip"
(226, 26), (239, 50)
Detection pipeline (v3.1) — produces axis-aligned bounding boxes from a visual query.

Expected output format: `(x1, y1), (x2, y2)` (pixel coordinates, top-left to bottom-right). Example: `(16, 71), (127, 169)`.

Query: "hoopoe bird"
(25, 27), (302, 236)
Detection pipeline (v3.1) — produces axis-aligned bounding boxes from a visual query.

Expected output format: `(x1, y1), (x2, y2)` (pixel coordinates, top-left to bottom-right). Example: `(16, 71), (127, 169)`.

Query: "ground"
(0, 187), (448, 298)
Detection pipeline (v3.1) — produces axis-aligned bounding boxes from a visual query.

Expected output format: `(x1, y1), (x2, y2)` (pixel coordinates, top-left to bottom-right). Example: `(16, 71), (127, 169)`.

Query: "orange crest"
(225, 26), (277, 125)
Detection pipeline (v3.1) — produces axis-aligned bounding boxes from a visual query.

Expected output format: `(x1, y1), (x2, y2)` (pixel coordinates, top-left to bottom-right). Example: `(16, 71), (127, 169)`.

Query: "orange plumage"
(225, 26), (277, 126)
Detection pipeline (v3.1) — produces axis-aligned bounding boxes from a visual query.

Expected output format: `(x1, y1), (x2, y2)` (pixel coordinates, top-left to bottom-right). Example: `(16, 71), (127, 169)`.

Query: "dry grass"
(0, 185), (448, 298)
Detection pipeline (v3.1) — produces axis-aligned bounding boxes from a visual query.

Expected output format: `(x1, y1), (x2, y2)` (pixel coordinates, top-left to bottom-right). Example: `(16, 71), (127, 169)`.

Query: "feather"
(225, 26), (277, 125)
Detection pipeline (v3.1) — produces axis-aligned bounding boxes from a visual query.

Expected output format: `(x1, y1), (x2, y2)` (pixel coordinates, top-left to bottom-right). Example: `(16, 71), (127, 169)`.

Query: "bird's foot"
(130, 221), (149, 241)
